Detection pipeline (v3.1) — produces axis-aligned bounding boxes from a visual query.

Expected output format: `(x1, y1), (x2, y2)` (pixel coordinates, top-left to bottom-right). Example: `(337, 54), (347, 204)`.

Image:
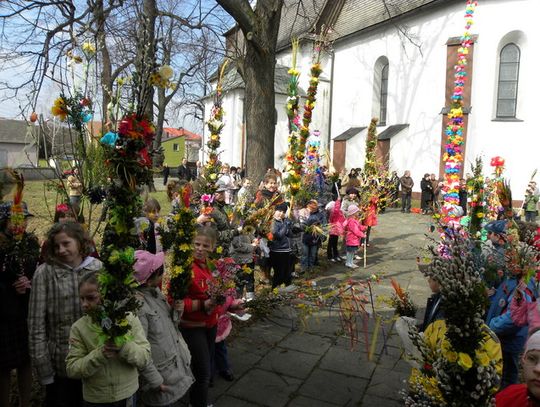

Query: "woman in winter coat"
(420, 173), (434, 215)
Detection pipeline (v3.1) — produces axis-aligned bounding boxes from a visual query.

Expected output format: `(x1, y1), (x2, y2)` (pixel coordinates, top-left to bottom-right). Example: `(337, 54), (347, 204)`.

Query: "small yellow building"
(162, 127), (201, 166)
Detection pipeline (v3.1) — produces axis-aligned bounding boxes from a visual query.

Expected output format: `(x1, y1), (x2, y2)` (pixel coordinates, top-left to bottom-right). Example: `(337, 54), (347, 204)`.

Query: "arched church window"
(496, 43), (520, 118)
(379, 63), (389, 125)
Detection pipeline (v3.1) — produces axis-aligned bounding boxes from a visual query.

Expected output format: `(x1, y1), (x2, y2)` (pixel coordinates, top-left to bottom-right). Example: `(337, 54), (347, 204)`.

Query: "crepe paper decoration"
(441, 0), (478, 225)
(100, 131), (118, 147)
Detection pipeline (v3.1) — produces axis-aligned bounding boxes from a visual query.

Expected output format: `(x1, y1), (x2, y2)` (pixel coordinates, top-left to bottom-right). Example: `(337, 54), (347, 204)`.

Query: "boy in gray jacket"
(231, 229), (258, 300)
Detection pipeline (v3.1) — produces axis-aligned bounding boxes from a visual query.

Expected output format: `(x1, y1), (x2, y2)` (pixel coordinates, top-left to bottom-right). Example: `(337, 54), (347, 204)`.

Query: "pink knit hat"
(134, 250), (165, 284)
(347, 204), (360, 217)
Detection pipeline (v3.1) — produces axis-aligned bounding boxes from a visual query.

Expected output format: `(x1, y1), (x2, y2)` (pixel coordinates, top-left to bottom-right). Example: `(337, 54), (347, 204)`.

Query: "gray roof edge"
(333, 0), (449, 47)
(377, 124), (409, 140)
(333, 126), (367, 141)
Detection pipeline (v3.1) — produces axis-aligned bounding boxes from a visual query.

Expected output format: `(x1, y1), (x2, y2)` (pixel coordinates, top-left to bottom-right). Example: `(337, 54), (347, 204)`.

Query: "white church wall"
(331, 0), (538, 195)
(466, 0), (538, 196)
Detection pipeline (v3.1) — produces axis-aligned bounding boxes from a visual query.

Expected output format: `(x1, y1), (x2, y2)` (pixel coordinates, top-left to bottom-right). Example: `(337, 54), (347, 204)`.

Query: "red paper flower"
(490, 156), (505, 167)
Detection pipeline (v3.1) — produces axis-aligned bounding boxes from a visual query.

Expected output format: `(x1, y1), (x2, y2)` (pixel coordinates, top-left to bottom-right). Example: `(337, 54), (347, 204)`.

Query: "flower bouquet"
(207, 257), (238, 305)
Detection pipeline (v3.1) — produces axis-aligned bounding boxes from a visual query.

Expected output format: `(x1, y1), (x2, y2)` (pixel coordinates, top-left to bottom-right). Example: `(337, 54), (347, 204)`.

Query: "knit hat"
(485, 220), (507, 235)
(525, 330), (540, 354)
(275, 202), (288, 212)
(347, 204), (360, 217)
(134, 250), (165, 284)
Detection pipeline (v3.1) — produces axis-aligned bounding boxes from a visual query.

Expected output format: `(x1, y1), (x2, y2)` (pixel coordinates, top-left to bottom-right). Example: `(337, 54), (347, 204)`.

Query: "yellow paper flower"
(171, 266), (183, 277)
(216, 246), (223, 254)
(476, 351), (490, 367)
(179, 243), (191, 252)
(457, 352), (473, 370)
(51, 97), (68, 121)
(82, 41), (96, 56)
(118, 318), (129, 327)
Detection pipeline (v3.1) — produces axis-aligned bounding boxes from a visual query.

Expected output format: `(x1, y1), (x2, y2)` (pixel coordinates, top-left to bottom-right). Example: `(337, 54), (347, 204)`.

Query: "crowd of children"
(0, 163), (385, 407)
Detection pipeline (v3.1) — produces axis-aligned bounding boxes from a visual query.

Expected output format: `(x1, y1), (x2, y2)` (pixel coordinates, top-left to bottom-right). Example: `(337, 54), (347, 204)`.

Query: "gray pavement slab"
(226, 368), (302, 407)
(257, 347), (321, 379)
(297, 368), (368, 406)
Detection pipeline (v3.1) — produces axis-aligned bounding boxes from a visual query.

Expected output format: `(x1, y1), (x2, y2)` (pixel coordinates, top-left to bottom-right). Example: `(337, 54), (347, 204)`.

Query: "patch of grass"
(22, 180), (170, 243)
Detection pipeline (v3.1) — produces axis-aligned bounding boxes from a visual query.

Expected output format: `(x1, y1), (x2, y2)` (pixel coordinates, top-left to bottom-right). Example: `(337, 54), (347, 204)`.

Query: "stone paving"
(208, 208), (434, 407)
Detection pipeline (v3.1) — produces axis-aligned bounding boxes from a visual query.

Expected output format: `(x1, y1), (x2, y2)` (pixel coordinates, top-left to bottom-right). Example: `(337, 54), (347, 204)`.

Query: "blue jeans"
(212, 340), (231, 377)
(301, 244), (318, 270)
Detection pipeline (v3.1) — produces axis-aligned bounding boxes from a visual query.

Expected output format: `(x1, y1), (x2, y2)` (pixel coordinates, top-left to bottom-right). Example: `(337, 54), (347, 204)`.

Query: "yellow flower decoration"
(457, 352), (473, 370)
(475, 351), (490, 367)
(118, 319), (129, 327)
(82, 41), (96, 56)
(179, 243), (191, 252)
(51, 97), (68, 121)
(171, 266), (183, 277)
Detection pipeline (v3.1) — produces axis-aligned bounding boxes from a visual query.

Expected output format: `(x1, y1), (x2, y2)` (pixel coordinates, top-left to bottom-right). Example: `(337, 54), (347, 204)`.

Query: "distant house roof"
(0, 119), (35, 144)
(333, 126), (366, 141)
(163, 128), (202, 142)
(378, 124), (409, 140)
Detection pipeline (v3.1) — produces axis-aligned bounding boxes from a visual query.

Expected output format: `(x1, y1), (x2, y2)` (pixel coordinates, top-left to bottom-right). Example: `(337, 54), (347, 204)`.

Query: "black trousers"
(327, 235), (339, 259)
(45, 376), (83, 407)
(181, 325), (217, 407)
(270, 251), (291, 288)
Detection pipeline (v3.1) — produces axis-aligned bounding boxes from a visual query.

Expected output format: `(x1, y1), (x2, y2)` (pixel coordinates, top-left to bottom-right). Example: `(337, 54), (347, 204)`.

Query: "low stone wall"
(15, 167), (57, 181)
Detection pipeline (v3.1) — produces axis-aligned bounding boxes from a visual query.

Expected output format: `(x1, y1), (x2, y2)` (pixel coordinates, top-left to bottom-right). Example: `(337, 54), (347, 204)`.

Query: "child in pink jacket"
(326, 199), (345, 262)
(510, 278), (540, 336)
(343, 204), (366, 269)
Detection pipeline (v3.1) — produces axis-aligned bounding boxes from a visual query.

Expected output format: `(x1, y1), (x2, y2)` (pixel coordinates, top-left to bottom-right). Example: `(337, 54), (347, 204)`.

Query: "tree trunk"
(92, 0), (112, 124)
(142, 0), (157, 121)
(216, 0), (284, 184)
(243, 49), (277, 183)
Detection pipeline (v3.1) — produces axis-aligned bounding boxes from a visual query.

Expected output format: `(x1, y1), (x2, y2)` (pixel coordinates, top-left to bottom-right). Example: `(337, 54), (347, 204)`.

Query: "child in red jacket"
(180, 226), (242, 407)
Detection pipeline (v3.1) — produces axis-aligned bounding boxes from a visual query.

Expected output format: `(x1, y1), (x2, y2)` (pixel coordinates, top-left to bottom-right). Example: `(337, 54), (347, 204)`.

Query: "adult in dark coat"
(178, 158), (192, 181)
(420, 173), (434, 214)
(162, 164), (170, 186)
(400, 171), (414, 213)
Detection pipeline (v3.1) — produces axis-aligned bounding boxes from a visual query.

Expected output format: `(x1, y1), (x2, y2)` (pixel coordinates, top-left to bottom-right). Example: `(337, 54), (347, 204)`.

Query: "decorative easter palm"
(283, 35), (325, 197)
(159, 184), (196, 302)
(92, 41), (165, 345)
(441, 0), (477, 225)
(201, 60), (229, 195)
(403, 234), (501, 406)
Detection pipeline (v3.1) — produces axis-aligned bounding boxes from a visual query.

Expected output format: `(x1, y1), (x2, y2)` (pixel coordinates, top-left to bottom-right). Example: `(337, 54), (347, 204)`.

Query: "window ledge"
(491, 118), (524, 122)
